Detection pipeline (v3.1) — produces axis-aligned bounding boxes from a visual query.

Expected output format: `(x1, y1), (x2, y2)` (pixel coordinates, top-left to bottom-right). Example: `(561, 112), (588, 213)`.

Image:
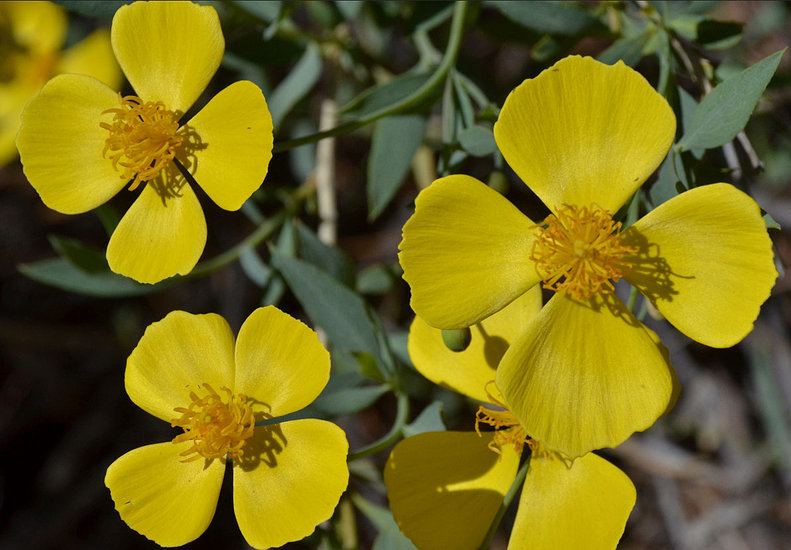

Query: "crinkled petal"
(105, 441), (225, 547)
(234, 306), (329, 418)
(57, 28), (123, 89)
(625, 183), (777, 348)
(385, 431), (520, 550)
(111, 1), (223, 113)
(496, 293), (674, 458)
(182, 81), (273, 211)
(106, 164), (207, 284)
(3, 0), (66, 54)
(494, 55), (676, 214)
(408, 287), (542, 403)
(508, 451), (635, 550)
(126, 311), (236, 423)
(233, 419), (348, 549)
(16, 74), (125, 213)
(399, 174), (539, 329)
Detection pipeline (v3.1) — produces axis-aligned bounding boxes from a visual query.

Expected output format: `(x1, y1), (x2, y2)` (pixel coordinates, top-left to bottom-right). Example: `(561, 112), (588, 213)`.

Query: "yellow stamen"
(475, 382), (530, 456)
(170, 383), (254, 462)
(100, 94), (182, 190)
(530, 203), (637, 300)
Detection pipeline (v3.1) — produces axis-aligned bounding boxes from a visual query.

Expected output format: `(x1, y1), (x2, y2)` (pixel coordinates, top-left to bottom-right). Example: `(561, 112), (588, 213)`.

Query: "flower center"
(530, 203), (637, 300)
(170, 384), (254, 462)
(100, 94), (182, 191)
(475, 383), (530, 456)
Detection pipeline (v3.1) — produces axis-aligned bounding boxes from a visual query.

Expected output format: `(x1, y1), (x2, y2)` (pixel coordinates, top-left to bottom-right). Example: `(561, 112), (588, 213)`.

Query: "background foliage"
(2, 1), (791, 548)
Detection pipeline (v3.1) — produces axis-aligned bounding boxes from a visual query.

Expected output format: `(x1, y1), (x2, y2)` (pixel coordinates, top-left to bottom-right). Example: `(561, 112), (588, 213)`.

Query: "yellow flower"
(105, 307), (349, 548)
(385, 290), (637, 550)
(399, 55), (777, 459)
(0, 1), (121, 166)
(16, 1), (273, 283)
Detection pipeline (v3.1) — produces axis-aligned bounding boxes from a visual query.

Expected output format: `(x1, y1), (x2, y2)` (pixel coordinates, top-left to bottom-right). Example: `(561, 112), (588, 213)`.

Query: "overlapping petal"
(400, 175), (539, 329)
(385, 431), (520, 550)
(57, 29), (122, 89)
(3, 1), (66, 55)
(125, 311), (236, 422)
(496, 292), (675, 458)
(494, 56), (675, 214)
(111, 1), (223, 113)
(625, 183), (777, 348)
(234, 306), (330, 418)
(106, 164), (207, 283)
(233, 419), (348, 549)
(182, 80), (273, 211)
(408, 287), (542, 403)
(105, 441), (225, 547)
(508, 451), (635, 550)
(15, 74), (124, 213)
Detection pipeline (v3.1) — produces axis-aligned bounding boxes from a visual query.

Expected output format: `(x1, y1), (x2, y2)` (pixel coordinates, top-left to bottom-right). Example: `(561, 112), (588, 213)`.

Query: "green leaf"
(272, 253), (383, 362)
(491, 1), (600, 35)
(354, 497), (418, 550)
(239, 245), (273, 287)
(763, 211), (781, 231)
(677, 49), (785, 151)
(402, 402), (446, 437)
(341, 73), (431, 117)
(367, 114), (426, 221)
(19, 258), (160, 297)
(311, 374), (389, 417)
(457, 125), (497, 157)
(268, 43), (323, 129)
(648, 156), (679, 206)
(47, 235), (109, 273)
(669, 15), (743, 50)
(335, 1), (363, 20)
(597, 32), (653, 67)
(234, 1), (282, 22)
(295, 222), (355, 286)
(356, 263), (400, 295)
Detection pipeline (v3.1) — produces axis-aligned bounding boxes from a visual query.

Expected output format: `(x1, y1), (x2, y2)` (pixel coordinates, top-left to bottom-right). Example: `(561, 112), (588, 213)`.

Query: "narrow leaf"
(19, 258), (160, 297)
(341, 73), (431, 117)
(457, 125), (497, 157)
(268, 43), (323, 129)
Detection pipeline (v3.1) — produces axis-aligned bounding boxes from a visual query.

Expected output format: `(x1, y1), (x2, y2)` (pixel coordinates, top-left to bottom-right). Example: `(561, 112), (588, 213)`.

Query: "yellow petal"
(508, 451), (635, 550)
(57, 28), (123, 90)
(399, 174), (539, 329)
(181, 81), (273, 211)
(496, 293), (674, 458)
(408, 287), (542, 403)
(2, 1), (66, 55)
(234, 306), (329, 418)
(233, 419), (348, 549)
(625, 183), (777, 348)
(106, 442), (225, 547)
(125, 311), (236, 423)
(494, 55), (676, 214)
(384, 431), (520, 550)
(106, 165), (207, 284)
(16, 74), (125, 214)
(111, 1), (223, 113)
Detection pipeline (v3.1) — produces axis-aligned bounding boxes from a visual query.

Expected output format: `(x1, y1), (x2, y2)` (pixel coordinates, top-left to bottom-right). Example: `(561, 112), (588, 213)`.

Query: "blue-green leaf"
(341, 73), (431, 117)
(268, 43), (323, 129)
(19, 258), (160, 297)
(402, 402), (446, 437)
(677, 50), (784, 151)
(491, 1), (600, 35)
(295, 222), (355, 286)
(368, 114), (426, 221)
(457, 125), (497, 157)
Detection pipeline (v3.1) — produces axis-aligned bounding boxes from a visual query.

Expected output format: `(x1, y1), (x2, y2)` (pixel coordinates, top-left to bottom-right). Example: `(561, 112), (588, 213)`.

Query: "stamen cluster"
(171, 384), (254, 462)
(475, 384), (530, 455)
(530, 203), (637, 300)
(100, 94), (182, 190)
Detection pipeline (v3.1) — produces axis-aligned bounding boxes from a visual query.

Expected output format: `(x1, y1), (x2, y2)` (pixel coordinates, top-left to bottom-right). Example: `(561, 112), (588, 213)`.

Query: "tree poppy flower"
(0, 0), (121, 165)
(399, 55), (776, 458)
(105, 307), (349, 548)
(385, 290), (636, 550)
(16, 1), (273, 283)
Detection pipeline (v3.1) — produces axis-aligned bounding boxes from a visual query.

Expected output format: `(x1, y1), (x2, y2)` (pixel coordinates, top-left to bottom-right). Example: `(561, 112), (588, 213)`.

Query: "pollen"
(100, 94), (182, 191)
(475, 383), (530, 456)
(530, 203), (637, 300)
(170, 384), (255, 462)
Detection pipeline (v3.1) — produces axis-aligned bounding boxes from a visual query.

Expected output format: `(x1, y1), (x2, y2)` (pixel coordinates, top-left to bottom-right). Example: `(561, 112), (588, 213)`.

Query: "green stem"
(626, 285), (640, 313)
(272, 1), (469, 153)
(477, 458), (530, 550)
(347, 392), (410, 461)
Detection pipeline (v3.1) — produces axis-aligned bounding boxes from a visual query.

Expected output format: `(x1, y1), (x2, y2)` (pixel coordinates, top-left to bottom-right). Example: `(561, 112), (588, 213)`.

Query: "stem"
(272, 1), (469, 153)
(347, 392), (410, 461)
(477, 458), (530, 550)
